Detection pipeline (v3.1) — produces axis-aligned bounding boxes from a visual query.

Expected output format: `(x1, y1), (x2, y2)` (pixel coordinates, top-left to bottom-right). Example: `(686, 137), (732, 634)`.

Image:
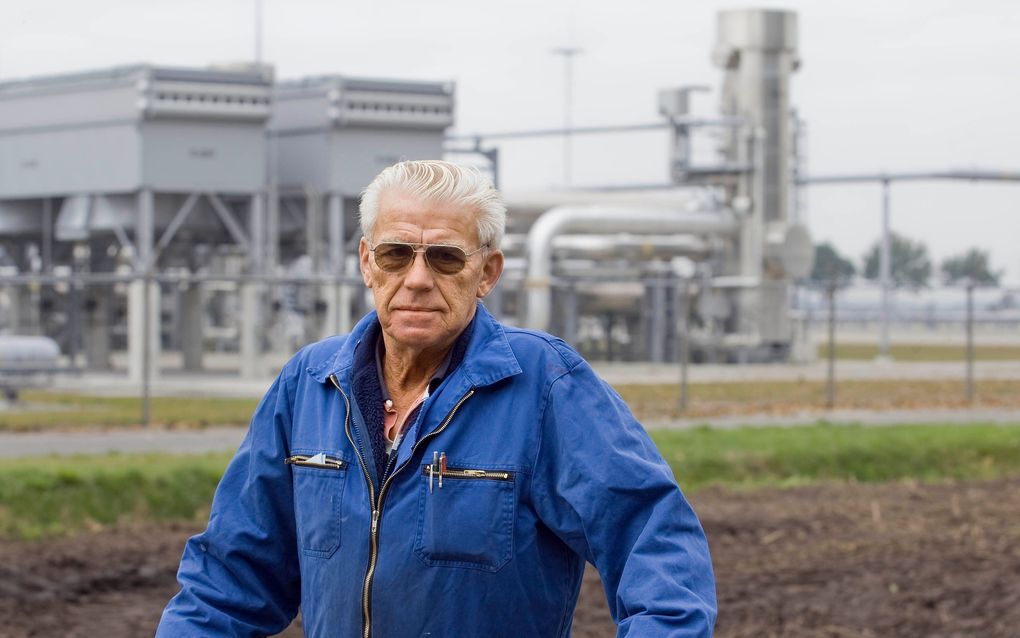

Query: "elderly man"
(157, 160), (716, 637)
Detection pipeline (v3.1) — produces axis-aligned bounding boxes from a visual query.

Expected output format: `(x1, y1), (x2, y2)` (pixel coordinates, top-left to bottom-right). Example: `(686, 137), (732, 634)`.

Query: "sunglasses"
(369, 241), (490, 275)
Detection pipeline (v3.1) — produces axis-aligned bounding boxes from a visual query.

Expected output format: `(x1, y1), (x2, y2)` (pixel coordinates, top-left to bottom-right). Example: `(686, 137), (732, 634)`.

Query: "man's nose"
(402, 250), (435, 289)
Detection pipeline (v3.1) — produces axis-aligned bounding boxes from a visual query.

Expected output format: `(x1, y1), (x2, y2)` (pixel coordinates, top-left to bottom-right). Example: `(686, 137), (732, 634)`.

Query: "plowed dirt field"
(3, 476), (1019, 637)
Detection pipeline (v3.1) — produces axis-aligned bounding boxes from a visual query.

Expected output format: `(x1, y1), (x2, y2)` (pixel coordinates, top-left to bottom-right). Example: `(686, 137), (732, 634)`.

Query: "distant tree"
(809, 242), (856, 286)
(941, 248), (1001, 286)
(863, 232), (932, 289)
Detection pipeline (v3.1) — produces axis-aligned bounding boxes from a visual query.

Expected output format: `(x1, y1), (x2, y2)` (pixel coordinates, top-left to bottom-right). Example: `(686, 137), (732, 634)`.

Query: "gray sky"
(2, 0), (1019, 282)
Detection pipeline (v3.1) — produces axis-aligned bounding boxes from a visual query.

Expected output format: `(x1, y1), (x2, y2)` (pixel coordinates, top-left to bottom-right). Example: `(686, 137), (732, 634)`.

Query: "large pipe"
(550, 234), (709, 260)
(502, 233), (709, 259)
(524, 206), (739, 330)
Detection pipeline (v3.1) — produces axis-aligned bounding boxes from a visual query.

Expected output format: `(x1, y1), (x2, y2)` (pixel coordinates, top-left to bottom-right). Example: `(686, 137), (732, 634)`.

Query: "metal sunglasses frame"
(368, 241), (490, 274)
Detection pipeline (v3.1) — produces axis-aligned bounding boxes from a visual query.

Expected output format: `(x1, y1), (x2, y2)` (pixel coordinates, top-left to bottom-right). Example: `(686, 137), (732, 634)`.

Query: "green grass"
(817, 342), (1020, 361)
(651, 423), (1020, 492)
(0, 452), (231, 539)
(0, 391), (258, 431)
(4, 423), (1020, 540)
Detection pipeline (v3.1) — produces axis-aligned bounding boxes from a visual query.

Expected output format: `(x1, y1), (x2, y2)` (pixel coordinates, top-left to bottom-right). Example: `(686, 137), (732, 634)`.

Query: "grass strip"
(0, 391), (258, 431)
(0, 452), (231, 539)
(651, 423), (1020, 492)
(817, 342), (1020, 361)
(3, 423), (1020, 540)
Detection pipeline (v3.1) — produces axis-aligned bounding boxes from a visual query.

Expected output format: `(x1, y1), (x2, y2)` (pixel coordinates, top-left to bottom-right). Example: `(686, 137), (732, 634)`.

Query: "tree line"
(810, 235), (1002, 288)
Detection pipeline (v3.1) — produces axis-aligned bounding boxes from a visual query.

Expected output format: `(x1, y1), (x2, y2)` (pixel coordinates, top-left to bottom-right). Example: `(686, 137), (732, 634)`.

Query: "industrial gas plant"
(0, 8), (813, 380)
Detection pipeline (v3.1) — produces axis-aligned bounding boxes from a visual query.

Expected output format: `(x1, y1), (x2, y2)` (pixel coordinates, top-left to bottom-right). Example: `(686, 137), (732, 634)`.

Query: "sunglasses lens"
(374, 243), (415, 272)
(425, 246), (468, 274)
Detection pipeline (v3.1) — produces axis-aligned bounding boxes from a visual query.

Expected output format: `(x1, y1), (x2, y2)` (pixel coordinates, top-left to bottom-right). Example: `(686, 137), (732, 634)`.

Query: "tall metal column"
(714, 9), (799, 348)
(303, 189), (327, 340)
(879, 179), (892, 360)
(240, 192), (265, 378)
(325, 192), (348, 335)
(129, 189), (158, 383)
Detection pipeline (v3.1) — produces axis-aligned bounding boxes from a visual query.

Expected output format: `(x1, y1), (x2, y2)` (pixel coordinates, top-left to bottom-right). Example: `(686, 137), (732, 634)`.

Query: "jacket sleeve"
(156, 369), (301, 637)
(529, 359), (717, 637)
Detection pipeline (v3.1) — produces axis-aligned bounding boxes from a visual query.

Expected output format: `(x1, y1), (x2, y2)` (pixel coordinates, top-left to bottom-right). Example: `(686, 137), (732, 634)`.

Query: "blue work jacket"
(157, 303), (716, 637)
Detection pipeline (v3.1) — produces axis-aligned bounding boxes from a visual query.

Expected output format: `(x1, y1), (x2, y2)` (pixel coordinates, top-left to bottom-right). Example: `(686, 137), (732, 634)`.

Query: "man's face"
(359, 191), (504, 355)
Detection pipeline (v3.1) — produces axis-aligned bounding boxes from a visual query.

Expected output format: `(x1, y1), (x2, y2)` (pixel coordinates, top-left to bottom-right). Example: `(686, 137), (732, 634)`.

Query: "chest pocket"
(414, 464), (516, 572)
(287, 453), (349, 559)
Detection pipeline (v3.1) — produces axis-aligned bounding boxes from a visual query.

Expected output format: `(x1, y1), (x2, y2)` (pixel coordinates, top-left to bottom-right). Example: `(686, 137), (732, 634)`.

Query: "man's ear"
(476, 250), (505, 298)
(359, 238), (373, 288)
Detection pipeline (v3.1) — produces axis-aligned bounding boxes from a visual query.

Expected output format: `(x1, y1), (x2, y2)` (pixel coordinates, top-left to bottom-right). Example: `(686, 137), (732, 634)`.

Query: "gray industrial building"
(0, 8), (813, 381)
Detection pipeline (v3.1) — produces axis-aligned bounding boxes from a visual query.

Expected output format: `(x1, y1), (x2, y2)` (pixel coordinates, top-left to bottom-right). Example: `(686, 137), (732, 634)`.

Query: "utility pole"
(551, 46), (582, 186)
(255, 0), (264, 66)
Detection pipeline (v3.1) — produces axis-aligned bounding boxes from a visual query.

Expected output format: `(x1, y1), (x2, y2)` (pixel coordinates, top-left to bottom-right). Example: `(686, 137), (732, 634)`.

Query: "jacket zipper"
(420, 466), (513, 481)
(331, 373), (475, 638)
(285, 454), (347, 470)
(329, 374), (376, 638)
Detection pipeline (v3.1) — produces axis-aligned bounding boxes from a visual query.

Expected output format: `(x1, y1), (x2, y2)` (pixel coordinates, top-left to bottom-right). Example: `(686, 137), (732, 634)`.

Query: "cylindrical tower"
(713, 9), (804, 350)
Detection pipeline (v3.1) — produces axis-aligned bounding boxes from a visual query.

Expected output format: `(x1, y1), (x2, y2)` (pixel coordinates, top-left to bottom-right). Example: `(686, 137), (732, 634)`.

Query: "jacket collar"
(307, 302), (522, 389)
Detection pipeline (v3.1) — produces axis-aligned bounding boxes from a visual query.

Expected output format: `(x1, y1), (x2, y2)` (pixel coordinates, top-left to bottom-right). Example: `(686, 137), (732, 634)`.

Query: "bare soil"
(2, 476), (1019, 637)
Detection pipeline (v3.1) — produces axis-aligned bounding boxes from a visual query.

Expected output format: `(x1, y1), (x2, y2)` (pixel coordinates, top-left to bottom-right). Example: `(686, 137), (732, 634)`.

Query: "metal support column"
(85, 286), (112, 369)
(647, 271), (667, 363)
(304, 189), (324, 341)
(879, 179), (891, 360)
(129, 189), (158, 385)
(240, 192), (265, 378)
(738, 127), (766, 337)
(266, 185), (280, 274)
(181, 282), (204, 371)
(325, 192), (348, 335)
(42, 198), (53, 274)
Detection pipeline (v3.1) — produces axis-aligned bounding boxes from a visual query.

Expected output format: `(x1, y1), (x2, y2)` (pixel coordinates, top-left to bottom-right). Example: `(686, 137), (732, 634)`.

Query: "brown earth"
(2, 476), (1019, 637)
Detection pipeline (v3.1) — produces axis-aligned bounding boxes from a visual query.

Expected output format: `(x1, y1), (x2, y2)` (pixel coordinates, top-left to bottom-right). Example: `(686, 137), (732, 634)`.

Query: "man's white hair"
(359, 160), (506, 248)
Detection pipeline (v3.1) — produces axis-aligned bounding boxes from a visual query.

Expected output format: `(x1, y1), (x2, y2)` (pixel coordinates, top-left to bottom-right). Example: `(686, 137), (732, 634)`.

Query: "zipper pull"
(371, 509), (379, 534)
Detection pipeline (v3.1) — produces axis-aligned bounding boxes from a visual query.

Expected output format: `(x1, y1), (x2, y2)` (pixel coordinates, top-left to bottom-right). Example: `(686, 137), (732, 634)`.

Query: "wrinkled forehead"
(375, 189), (480, 242)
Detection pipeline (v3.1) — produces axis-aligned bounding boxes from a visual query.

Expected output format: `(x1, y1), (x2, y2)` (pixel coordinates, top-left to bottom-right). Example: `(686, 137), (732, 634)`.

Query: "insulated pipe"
(524, 206), (739, 330)
(550, 234), (710, 260)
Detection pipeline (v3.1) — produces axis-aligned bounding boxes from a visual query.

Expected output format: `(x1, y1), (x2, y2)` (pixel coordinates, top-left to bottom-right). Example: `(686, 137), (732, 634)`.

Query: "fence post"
(966, 282), (975, 403)
(826, 281), (837, 409)
(677, 279), (691, 414)
(141, 271), (151, 427)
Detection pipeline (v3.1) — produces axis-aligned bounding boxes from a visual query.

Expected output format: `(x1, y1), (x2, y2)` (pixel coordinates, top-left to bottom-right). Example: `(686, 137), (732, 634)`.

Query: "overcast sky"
(2, 0), (1018, 283)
